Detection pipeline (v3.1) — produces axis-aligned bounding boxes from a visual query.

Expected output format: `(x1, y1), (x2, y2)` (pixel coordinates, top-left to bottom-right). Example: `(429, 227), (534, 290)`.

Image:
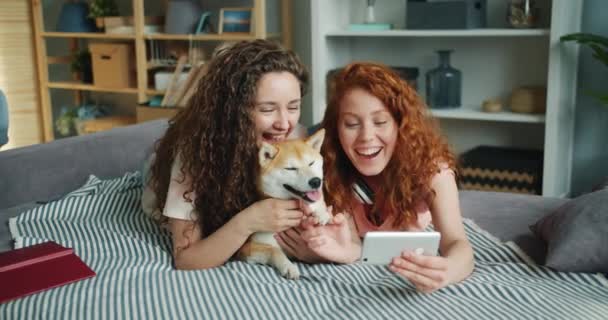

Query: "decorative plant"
(55, 104), (107, 137)
(561, 33), (608, 106)
(70, 49), (92, 83)
(88, 0), (119, 19)
(55, 107), (78, 137)
(70, 49), (91, 74)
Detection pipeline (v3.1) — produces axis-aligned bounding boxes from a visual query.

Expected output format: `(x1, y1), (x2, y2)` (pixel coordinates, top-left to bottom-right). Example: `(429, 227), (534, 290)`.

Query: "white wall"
(570, 0), (608, 195)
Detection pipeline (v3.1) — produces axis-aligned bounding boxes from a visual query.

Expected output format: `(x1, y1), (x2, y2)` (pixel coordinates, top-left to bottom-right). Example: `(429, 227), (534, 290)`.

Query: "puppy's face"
(258, 129), (325, 203)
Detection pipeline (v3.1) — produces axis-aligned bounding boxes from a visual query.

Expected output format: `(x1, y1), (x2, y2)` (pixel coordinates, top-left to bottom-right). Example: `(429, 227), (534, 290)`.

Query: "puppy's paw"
(279, 262), (300, 279)
(314, 209), (332, 226)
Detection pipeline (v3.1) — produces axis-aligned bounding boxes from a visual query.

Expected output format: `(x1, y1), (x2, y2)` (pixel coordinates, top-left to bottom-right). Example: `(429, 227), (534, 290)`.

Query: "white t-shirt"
(162, 155), (198, 220)
(141, 124), (308, 221)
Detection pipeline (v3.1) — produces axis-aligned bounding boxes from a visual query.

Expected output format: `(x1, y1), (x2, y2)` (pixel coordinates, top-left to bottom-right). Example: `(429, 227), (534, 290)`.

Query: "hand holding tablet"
(361, 231), (441, 265)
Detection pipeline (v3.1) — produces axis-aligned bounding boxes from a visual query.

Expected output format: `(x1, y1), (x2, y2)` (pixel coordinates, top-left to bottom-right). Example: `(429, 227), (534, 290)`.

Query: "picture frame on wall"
(218, 7), (253, 34)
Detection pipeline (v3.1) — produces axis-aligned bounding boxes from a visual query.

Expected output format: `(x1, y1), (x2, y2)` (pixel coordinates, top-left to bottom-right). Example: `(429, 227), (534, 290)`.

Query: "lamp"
(56, 0), (96, 33)
(165, 0), (203, 34)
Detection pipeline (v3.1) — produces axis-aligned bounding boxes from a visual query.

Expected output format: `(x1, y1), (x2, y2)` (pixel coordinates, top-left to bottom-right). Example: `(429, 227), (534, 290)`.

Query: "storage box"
(89, 43), (136, 88)
(154, 71), (190, 91)
(459, 146), (543, 195)
(406, 0), (487, 29)
(75, 116), (136, 135)
(136, 105), (180, 123)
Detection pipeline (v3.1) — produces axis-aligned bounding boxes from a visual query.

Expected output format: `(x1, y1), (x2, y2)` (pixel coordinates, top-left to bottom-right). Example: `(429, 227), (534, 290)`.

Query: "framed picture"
(218, 7), (253, 34)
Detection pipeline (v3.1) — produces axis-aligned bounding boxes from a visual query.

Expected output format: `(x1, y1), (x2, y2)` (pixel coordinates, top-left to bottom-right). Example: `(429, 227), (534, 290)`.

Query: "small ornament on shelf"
(348, 0), (392, 31)
(481, 98), (503, 113)
(507, 0), (539, 29)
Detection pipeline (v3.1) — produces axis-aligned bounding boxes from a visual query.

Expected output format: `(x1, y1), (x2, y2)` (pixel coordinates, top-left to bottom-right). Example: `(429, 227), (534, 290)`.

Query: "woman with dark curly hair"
(145, 40), (313, 270)
(297, 62), (474, 292)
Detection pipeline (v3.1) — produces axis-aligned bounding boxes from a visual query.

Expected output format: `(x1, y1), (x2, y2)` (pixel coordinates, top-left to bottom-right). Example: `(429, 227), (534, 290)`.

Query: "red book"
(0, 241), (95, 304)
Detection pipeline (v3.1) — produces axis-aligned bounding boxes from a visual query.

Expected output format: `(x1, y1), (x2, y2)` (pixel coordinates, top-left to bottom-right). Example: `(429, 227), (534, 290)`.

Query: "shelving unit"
(310, 0), (582, 197)
(31, 0), (292, 142)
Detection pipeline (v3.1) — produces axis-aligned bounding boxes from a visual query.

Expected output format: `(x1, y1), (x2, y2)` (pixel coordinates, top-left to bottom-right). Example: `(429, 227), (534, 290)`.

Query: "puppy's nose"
(309, 177), (321, 189)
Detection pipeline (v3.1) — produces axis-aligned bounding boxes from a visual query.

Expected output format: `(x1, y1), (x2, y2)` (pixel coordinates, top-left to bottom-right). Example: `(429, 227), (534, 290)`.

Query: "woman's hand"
(274, 200), (330, 263)
(389, 251), (450, 293)
(274, 227), (324, 263)
(241, 199), (304, 234)
(301, 212), (361, 264)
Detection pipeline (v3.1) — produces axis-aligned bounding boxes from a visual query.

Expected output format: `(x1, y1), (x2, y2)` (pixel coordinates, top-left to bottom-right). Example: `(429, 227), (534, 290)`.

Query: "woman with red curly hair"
(301, 62), (474, 292)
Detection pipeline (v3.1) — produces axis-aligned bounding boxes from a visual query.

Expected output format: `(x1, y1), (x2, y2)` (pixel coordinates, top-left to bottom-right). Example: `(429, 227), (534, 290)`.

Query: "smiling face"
(258, 129), (326, 202)
(338, 87), (398, 177)
(252, 71), (302, 145)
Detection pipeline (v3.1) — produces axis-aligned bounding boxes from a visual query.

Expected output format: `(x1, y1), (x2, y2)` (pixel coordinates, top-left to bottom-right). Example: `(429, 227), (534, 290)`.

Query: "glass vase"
(426, 50), (462, 109)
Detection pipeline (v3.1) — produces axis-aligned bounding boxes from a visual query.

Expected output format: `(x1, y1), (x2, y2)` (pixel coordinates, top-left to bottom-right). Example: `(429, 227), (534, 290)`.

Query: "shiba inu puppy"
(238, 129), (331, 279)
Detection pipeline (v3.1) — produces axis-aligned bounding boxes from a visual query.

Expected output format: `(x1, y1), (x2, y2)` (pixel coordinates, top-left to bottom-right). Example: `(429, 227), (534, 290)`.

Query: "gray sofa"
(0, 120), (566, 264)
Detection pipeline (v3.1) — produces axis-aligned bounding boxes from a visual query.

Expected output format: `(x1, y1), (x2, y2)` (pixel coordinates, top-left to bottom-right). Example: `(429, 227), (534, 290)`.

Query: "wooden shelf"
(143, 32), (283, 41)
(146, 88), (164, 95)
(429, 105), (546, 123)
(47, 81), (138, 94)
(145, 33), (257, 41)
(326, 28), (551, 38)
(42, 32), (135, 40)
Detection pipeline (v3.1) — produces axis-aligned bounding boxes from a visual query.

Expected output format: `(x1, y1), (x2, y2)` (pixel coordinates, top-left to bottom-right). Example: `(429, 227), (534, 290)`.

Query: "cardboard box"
(136, 106), (180, 123)
(89, 43), (136, 88)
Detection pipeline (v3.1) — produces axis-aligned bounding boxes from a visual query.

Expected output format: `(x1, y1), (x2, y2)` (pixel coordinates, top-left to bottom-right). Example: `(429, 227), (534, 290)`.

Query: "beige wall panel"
(0, 0), (42, 150)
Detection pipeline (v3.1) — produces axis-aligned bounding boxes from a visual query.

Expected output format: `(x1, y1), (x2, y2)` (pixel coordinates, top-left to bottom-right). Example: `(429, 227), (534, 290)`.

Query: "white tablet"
(360, 231), (441, 265)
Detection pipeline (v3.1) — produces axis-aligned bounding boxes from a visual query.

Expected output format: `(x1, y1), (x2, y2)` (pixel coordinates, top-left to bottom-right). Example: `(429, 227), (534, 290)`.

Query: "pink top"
(351, 167), (453, 238)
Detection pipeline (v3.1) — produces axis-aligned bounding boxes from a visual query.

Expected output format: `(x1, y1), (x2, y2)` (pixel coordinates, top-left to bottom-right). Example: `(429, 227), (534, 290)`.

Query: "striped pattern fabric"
(3, 172), (608, 319)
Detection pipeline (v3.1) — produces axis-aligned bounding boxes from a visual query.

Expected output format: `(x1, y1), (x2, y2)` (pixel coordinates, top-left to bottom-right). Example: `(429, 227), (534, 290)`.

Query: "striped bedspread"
(3, 172), (608, 319)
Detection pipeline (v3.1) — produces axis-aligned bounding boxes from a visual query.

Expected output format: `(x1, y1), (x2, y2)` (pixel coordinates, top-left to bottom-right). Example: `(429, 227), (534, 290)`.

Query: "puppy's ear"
(259, 142), (279, 167)
(306, 128), (325, 152)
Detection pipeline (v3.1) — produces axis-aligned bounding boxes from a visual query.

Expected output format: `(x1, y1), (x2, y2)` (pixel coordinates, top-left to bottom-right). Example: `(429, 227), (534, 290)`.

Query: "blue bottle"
(426, 50), (462, 109)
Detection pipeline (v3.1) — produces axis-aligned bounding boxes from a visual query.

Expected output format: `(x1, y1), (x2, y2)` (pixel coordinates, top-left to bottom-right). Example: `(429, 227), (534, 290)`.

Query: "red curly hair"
(321, 62), (456, 228)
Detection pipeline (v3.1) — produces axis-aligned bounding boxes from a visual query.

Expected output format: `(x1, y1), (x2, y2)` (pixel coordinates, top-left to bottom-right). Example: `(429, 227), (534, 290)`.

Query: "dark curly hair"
(150, 40), (309, 237)
(321, 62), (456, 228)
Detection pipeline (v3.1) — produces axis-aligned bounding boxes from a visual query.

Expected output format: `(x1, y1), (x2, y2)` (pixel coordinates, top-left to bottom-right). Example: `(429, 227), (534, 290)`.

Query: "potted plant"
(561, 33), (608, 107)
(88, 0), (119, 29)
(70, 49), (92, 83)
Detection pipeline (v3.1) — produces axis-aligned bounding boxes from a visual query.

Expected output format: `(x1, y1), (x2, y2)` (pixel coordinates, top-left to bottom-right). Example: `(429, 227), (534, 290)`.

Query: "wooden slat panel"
(0, 0), (42, 150)
(0, 1), (29, 22)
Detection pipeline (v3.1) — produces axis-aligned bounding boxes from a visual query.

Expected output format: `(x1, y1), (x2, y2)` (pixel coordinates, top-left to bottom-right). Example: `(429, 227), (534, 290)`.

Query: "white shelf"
(429, 105), (546, 123)
(326, 28), (551, 38)
(310, 0), (583, 197)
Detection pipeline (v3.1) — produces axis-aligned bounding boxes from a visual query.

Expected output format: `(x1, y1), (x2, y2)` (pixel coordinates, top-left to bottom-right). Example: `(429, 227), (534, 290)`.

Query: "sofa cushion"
(531, 188), (608, 274)
(0, 120), (167, 210)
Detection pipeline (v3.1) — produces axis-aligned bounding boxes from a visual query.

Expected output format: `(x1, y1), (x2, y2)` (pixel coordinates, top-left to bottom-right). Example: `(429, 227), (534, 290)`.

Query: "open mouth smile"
(283, 184), (321, 203)
(263, 133), (287, 142)
(355, 147), (383, 158)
